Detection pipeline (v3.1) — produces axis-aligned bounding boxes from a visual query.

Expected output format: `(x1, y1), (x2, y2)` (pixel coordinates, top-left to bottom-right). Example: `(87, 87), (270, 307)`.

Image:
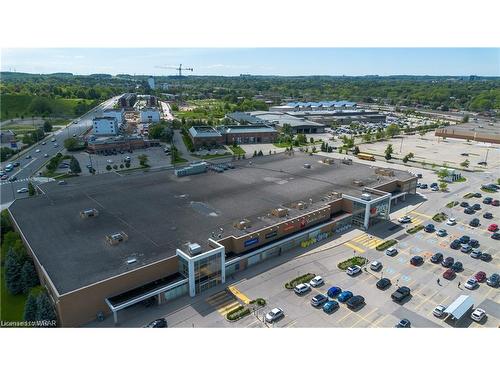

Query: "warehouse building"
(188, 126), (225, 148)
(188, 125), (278, 148)
(435, 124), (500, 144)
(250, 111), (327, 134)
(270, 101), (357, 112)
(8, 154), (417, 326)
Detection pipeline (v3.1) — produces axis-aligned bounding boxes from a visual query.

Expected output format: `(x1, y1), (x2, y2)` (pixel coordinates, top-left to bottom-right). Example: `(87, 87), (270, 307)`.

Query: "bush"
(106, 165), (112, 171)
(432, 212), (447, 222)
(337, 256), (367, 270)
(112, 164), (118, 170)
(226, 306), (251, 321)
(250, 298), (266, 307)
(445, 201), (459, 208)
(463, 192), (475, 199)
(285, 273), (316, 289)
(375, 239), (397, 251)
(407, 225), (424, 234)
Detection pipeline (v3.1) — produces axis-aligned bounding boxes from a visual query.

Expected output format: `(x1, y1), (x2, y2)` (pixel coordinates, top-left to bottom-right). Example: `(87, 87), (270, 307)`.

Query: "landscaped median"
(446, 201), (459, 208)
(375, 239), (398, 251)
(284, 273), (316, 289)
(432, 212), (448, 222)
(463, 192), (475, 199)
(337, 256), (367, 270)
(226, 305), (251, 321)
(407, 225), (424, 234)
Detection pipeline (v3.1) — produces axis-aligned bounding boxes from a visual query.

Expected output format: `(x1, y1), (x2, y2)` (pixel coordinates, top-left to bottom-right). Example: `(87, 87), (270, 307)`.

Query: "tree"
(462, 114), (469, 123)
(460, 159), (470, 168)
(36, 292), (57, 323)
(28, 182), (35, 196)
(309, 137), (314, 144)
(20, 260), (40, 294)
(69, 156), (81, 174)
(138, 154), (148, 167)
(375, 129), (384, 140)
(22, 133), (34, 146)
(106, 165), (112, 171)
(258, 150), (263, 156)
(402, 152), (414, 163)
(385, 124), (400, 138)
(439, 182), (448, 191)
(23, 291), (39, 322)
(384, 144), (393, 160)
(296, 133), (307, 144)
(362, 133), (372, 143)
(43, 121), (53, 133)
(64, 137), (79, 151)
(5, 248), (23, 295)
(437, 168), (450, 181)
(281, 123), (292, 136)
(0, 147), (16, 162)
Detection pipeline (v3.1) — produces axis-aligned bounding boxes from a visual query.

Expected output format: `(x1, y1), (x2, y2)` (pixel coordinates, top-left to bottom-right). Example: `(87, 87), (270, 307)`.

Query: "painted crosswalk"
(0, 177), (30, 186)
(350, 234), (384, 249)
(205, 290), (242, 317)
(410, 217), (424, 226)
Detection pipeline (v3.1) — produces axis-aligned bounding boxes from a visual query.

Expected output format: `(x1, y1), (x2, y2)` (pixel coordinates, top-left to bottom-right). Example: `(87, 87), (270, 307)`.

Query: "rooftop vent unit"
(361, 193), (372, 201)
(234, 219), (251, 230)
(80, 208), (99, 218)
(375, 168), (395, 177)
(291, 201), (307, 210)
(106, 231), (128, 245)
(126, 257), (137, 265)
(330, 191), (342, 199)
(353, 180), (365, 187)
(185, 242), (202, 256)
(272, 208), (289, 217)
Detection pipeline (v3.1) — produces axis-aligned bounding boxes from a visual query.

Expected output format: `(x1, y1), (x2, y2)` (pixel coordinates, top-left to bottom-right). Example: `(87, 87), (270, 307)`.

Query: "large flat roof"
(9, 154), (413, 295)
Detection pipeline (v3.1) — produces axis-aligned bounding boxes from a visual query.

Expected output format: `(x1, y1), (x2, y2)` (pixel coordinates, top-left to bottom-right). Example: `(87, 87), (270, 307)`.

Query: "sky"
(1, 48), (499, 77)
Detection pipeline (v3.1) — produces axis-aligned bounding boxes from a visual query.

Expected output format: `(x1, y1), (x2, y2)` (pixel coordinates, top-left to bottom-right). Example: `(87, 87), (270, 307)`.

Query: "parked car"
(420, 184), (428, 189)
(464, 207), (475, 214)
(451, 262), (463, 272)
(398, 216), (412, 224)
(311, 294), (329, 307)
(480, 253), (492, 262)
(446, 217), (456, 225)
(473, 192), (482, 198)
(436, 229), (447, 237)
(469, 218), (480, 227)
(370, 260), (382, 271)
(410, 256), (424, 266)
(430, 182), (438, 188)
(430, 253), (443, 263)
(483, 197), (493, 204)
(450, 240), (461, 250)
(431, 186), (439, 191)
(395, 319), (411, 328)
(16, 188), (29, 193)
(459, 235), (470, 244)
(265, 308), (284, 323)
(433, 305), (447, 318)
(376, 278), (391, 290)
(294, 283), (311, 295)
(145, 318), (167, 328)
(492, 233), (500, 240)
(470, 249), (482, 259)
(475, 271), (487, 282)
(465, 278), (478, 290)
(35, 149), (40, 153)
(443, 269), (456, 280)
(8, 176), (17, 182)
(1, 174), (9, 180)
(471, 308), (486, 322)
(309, 276), (324, 287)
(472, 203), (481, 210)
(337, 291), (354, 303)
(483, 212), (493, 219)
(487, 223), (498, 232)
(441, 257), (454, 268)
(391, 286), (411, 302)
(460, 201), (469, 208)
(424, 223), (435, 232)
(469, 239), (480, 248)
(460, 244), (472, 253)
(346, 265), (362, 276)
(486, 273), (500, 287)
(327, 286), (342, 298)
(322, 300), (339, 313)
(385, 247), (398, 256)
(346, 295), (365, 309)
(25, 155), (32, 159)
(492, 200), (500, 207)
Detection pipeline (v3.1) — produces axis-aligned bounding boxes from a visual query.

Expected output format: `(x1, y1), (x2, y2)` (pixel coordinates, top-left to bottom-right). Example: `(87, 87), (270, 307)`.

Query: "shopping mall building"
(8, 154), (417, 326)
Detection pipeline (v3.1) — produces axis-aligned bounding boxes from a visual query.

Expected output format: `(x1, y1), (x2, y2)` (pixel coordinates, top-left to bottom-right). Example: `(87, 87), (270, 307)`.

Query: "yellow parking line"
(415, 290), (440, 309)
(228, 285), (252, 304)
(345, 242), (365, 253)
(351, 308), (379, 328)
(218, 301), (241, 315)
(353, 234), (369, 242)
(337, 310), (354, 323)
(372, 314), (390, 328)
(413, 211), (433, 219)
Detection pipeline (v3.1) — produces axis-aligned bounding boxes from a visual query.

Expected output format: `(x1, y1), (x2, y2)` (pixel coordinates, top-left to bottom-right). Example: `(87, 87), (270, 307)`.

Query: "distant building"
(87, 135), (158, 153)
(220, 125), (278, 144)
(0, 130), (16, 144)
(119, 93), (137, 108)
(188, 127), (224, 148)
(147, 76), (155, 90)
(93, 117), (119, 136)
(103, 108), (125, 125)
(250, 111), (326, 134)
(270, 101), (357, 112)
(140, 108), (160, 123)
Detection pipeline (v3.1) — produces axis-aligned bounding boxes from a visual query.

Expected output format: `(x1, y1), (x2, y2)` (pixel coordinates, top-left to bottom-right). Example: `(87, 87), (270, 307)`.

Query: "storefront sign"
(282, 223), (295, 232)
(244, 237), (259, 247)
(265, 231), (278, 239)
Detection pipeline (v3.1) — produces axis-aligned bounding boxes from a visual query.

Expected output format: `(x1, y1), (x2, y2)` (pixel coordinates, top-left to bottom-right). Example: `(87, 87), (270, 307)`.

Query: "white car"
(446, 218), (457, 226)
(471, 308), (486, 322)
(17, 188), (29, 193)
(294, 283), (311, 295)
(107, 159), (113, 164)
(431, 186), (439, 191)
(346, 265), (362, 276)
(398, 216), (412, 224)
(44, 154), (49, 158)
(464, 278), (478, 290)
(433, 304), (446, 317)
(265, 308), (284, 323)
(309, 276), (324, 287)
(385, 247), (398, 256)
(370, 260), (382, 271)
(35, 149), (40, 153)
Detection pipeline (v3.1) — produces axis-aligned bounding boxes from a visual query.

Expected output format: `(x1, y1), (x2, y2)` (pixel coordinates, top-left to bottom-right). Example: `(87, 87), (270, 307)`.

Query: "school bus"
(356, 152), (375, 161)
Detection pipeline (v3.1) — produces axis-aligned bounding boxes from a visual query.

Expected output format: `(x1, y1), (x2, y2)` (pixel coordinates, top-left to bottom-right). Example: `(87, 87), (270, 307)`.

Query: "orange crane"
(155, 64), (194, 77)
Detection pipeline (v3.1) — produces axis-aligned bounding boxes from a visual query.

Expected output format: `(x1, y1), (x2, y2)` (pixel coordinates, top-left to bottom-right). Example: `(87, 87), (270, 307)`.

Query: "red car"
(488, 223), (498, 232)
(492, 200), (500, 207)
(443, 269), (456, 280)
(474, 271), (487, 282)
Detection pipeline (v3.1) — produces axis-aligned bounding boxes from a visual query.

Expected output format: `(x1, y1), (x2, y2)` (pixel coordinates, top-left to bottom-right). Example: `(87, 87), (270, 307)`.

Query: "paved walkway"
(172, 130), (197, 162)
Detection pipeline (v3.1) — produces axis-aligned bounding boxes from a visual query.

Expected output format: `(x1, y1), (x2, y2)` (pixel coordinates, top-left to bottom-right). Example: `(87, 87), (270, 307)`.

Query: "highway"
(0, 96), (119, 208)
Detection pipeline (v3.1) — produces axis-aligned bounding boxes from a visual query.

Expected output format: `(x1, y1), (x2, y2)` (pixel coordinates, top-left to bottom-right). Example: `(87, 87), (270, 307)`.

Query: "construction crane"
(155, 64), (194, 77)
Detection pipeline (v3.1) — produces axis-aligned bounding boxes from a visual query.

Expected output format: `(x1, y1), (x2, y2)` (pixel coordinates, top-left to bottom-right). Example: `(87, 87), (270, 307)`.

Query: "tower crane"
(155, 64), (194, 77)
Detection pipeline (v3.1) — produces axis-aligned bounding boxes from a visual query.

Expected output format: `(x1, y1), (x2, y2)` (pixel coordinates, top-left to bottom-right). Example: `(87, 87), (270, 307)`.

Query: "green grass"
(446, 201), (459, 208)
(432, 212), (448, 222)
(407, 225), (424, 234)
(463, 192), (475, 199)
(172, 156), (188, 163)
(229, 145), (246, 155)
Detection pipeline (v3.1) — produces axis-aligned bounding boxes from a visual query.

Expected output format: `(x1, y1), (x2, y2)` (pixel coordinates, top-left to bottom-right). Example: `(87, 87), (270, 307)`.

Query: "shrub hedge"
(445, 201), (459, 208)
(337, 256), (367, 270)
(284, 273), (316, 289)
(250, 298), (266, 307)
(432, 212), (447, 222)
(226, 306), (251, 321)
(375, 239), (398, 251)
(407, 225), (424, 234)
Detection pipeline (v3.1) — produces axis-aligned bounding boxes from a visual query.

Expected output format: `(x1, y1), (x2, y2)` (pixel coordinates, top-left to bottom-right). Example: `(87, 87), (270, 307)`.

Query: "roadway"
(0, 96), (120, 208)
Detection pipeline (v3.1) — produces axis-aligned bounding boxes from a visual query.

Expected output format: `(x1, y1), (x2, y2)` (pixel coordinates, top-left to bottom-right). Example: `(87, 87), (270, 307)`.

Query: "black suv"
(460, 201), (469, 208)
(483, 197), (493, 204)
(464, 207), (475, 214)
(459, 235), (470, 244)
(430, 253), (443, 263)
(391, 287), (411, 302)
(472, 203), (481, 210)
(376, 278), (392, 289)
(451, 261), (463, 272)
(145, 318), (168, 328)
(450, 240), (461, 250)
(346, 295), (365, 309)
(441, 257), (454, 267)
(483, 212), (493, 219)
(469, 218), (480, 227)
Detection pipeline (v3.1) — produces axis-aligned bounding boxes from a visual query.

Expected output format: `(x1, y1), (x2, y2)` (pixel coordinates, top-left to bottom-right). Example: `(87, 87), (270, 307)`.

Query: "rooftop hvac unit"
(375, 168), (395, 177)
(353, 180), (365, 187)
(234, 219), (251, 230)
(80, 208), (99, 218)
(272, 208), (289, 217)
(106, 231), (128, 245)
(361, 193), (372, 201)
(126, 258), (137, 265)
(291, 201), (307, 210)
(186, 242), (202, 256)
